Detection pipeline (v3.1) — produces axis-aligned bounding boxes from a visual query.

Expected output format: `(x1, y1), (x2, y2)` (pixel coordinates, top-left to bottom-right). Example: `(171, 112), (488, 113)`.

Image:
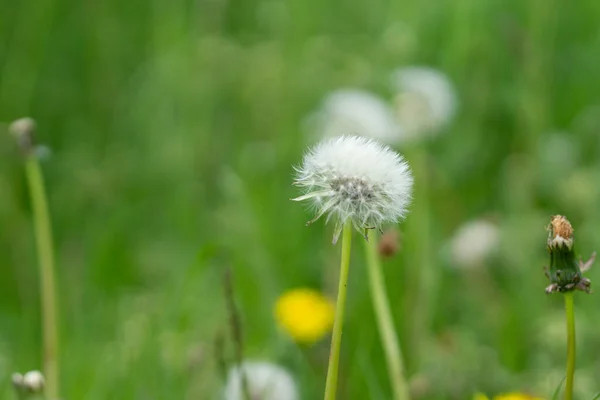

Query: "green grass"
(2, 0), (600, 398)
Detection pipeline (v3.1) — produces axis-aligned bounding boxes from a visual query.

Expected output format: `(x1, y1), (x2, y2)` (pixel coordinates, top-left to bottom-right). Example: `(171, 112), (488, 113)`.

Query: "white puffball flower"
(11, 372), (24, 388)
(391, 66), (457, 139)
(293, 135), (413, 243)
(310, 89), (404, 144)
(22, 370), (45, 393)
(224, 361), (298, 400)
(450, 219), (500, 269)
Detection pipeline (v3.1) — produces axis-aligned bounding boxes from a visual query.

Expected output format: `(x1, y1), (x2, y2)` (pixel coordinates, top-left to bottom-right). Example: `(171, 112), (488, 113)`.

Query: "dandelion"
(474, 393), (544, 400)
(274, 288), (334, 344)
(309, 90), (403, 144)
(293, 135), (413, 400)
(293, 135), (413, 244)
(12, 370), (45, 395)
(391, 66), (457, 139)
(543, 215), (595, 400)
(450, 219), (500, 269)
(23, 370), (45, 393)
(9, 118), (60, 399)
(224, 361), (298, 400)
(544, 215), (594, 294)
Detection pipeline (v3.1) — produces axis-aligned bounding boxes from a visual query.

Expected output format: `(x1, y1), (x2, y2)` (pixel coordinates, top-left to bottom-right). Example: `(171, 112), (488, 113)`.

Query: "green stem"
(564, 292), (575, 400)
(324, 223), (353, 400)
(364, 230), (410, 400)
(25, 158), (59, 400)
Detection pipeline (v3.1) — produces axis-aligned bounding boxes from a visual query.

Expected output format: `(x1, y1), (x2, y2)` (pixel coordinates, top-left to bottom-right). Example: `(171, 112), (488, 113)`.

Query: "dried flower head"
(544, 215), (595, 294)
(224, 361), (298, 400)
(274, 288), (334, 344)
(391, 66), (457, 139)
(310, 89), (403, 144)
(293, 136), (413, 243)
(547, 215), (573, 249)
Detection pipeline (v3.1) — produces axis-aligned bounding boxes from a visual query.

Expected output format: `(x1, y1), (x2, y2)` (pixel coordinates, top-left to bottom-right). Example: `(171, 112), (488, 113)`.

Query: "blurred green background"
(2, 0), (600, 398)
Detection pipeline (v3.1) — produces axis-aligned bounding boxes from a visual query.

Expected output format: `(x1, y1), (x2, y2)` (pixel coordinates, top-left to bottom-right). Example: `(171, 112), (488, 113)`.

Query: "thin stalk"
(25, 157), (59, 399)
(223, 268), (251, 400)
(564, 292), (575, 400)
(324, 222), (353, 400)
(364, 230), (410, 400)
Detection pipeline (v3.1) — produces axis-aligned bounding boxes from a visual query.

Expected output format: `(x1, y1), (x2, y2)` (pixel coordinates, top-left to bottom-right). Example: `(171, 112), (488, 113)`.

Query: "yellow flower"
(274, 288), (335, 344)
(473, 393), (544, 400)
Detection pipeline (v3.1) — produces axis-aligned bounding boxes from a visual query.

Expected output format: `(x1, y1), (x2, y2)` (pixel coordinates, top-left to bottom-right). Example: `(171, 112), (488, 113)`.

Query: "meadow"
(2, 0), (600, 398)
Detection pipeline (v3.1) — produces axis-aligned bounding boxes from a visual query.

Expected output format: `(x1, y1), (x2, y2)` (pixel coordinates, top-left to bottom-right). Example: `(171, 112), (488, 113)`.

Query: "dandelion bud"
(293, 135), (413, 243)
(544, 215), (595, 294)
(378, 228), (400, 258)
(9, 117), (37, 155)
(23, 370), (45, 393)
(547, 215), (574, 250)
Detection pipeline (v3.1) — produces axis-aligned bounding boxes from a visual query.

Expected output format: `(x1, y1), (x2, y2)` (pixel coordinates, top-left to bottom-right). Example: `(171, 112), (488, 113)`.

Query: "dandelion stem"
(564, 292), (575, 400)
(25, 157), (59, 400)
(364, 230), (410, 400)
(324, 222), (353, 400)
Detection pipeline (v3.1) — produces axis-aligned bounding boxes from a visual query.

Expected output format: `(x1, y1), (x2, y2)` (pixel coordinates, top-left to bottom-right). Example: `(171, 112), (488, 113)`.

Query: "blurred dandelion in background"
(474, 393), (545, 400)
(450, 219), (500, 269)
(274, 288), (334, 344)
(391, 66), (458, 139)
(224, 361), (298, 400)
(308, 90), (403, 144)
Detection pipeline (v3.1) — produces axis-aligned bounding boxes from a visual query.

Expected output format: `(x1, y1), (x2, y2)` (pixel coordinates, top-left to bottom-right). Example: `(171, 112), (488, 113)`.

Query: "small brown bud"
(9, 117), (36, 154)
(378, 228), (400, 258)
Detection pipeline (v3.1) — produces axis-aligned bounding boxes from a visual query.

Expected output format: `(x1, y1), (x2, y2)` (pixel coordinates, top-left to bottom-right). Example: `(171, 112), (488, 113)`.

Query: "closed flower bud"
(544, 215), (595, 294)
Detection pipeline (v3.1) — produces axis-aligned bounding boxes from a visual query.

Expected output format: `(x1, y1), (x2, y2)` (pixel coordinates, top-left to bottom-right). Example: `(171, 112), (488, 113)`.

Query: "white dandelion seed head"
(450, 219), (500, 269)
(293, 135), (413, 243)
(22, 370), (45, 393)
(224, 361), (298, 400)
(309, 89), (404, 144)
(11, 372), (24, 388)
(391, 66), (457, 139)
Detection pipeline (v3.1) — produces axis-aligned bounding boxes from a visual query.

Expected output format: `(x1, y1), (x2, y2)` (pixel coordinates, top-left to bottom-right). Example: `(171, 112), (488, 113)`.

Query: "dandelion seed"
(450, 219), (500, 269)
(293, 135), (413, 243)
(309, 90), (403, 144)
(224, 361), (298, 400)
(391, 66), (457, 139)
(274, 288), (334, 344)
